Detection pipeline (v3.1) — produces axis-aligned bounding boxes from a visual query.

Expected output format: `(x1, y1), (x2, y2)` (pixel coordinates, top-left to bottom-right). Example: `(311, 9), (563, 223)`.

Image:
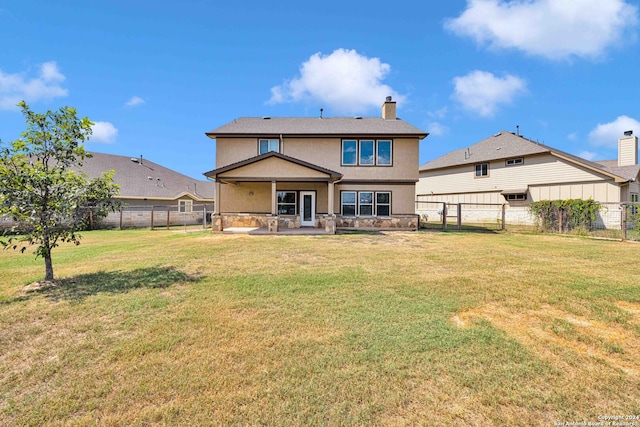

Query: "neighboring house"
(81, 152), (215, 227)
(204, 97), (428, 233)
(416, 130), (640, 227)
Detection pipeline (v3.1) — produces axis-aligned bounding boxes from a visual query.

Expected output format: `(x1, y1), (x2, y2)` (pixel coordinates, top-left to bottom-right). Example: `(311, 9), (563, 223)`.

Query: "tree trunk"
(44, 253), (54, 281)
(42, 230), (54, 281)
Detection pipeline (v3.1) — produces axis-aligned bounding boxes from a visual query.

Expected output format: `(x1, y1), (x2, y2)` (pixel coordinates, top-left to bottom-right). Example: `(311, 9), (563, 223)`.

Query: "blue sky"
(1, 0), (639, 179)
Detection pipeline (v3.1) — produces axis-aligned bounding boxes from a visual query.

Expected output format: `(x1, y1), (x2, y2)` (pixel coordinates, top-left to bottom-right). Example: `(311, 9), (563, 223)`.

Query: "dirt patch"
(23, 280), (61, 292)
(452, 302), (640, 377)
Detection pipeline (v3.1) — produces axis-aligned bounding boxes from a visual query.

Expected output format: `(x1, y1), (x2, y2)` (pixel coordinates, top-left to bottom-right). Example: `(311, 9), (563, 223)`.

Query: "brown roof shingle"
(80, 152), (215, 201)
(206, 117), (428, 138)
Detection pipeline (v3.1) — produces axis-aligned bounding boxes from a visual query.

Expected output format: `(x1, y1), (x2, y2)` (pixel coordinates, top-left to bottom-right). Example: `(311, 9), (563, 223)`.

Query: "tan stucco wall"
(218, 181), (330, 214)
(219, 182), (271, 213)
(220, 156), (330, 180)
(335, 183), (416, 215)
(216, 136), (419, 181)
(417, 153), (622, 204)
(216, 138), (259, 168)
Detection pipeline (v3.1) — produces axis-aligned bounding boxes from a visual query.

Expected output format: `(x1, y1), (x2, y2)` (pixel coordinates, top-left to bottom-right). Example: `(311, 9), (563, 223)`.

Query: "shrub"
(529, 199), (601, 233)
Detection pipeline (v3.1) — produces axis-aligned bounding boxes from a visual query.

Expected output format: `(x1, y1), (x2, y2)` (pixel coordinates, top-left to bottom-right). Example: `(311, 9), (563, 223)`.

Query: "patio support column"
(327, 181), (335, 215)
(212, 180), (223, 232)
(271, 180), (277, 215)
(214, 181), (220, 215)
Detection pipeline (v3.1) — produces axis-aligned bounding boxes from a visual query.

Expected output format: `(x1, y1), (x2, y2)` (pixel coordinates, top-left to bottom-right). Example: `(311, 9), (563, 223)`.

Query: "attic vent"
(493, 133), (501, 137)
(354, 116), (362, 119)
(262, 116), (271, 120)
(148, 176), (152, 180)
(131, 158), (140, 163)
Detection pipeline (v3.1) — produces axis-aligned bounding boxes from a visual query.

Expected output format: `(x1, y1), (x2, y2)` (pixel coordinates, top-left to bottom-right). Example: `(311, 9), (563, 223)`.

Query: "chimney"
(618, 131), (638, 167)
(382, 96), (396, 120)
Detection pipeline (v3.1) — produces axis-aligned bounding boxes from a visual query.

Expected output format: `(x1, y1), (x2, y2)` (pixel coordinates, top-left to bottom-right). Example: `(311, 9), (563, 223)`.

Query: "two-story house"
(416, 130), (640, 227)
(204, 97), (428, 233)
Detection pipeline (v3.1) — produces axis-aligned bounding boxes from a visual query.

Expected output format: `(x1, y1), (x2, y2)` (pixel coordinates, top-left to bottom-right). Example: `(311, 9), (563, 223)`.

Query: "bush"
(529, 199), (601, 233)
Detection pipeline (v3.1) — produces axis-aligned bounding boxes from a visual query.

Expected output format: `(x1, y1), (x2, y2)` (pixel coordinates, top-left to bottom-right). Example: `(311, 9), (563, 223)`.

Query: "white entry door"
(300, 191), (315, 227)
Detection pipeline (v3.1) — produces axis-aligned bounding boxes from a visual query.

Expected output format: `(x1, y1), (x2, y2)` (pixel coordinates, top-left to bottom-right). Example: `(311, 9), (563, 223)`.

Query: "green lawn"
(1, 229), (639, 426)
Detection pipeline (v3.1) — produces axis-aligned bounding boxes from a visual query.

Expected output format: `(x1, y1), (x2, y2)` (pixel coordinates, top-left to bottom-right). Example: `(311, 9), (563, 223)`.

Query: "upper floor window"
(342, 140), (357, 165)
(475, 163), (489, 178)
(342, 139), (393, 166)
(506, 157), (523, 166)
(360, 140), (375, 165)
(259, 139), (280, 155)
(377, 140), (392, 165)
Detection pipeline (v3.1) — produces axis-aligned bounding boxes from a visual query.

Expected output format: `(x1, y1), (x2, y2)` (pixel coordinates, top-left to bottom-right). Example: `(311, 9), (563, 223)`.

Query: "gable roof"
(419, 131), (639, 183)
(204, 151), (342, 181)
(80, 152), (215, 201)
(206, 117), (428, 139)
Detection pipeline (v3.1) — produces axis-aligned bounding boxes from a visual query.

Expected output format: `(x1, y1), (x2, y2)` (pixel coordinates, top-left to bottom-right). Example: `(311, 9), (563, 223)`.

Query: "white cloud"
(428, 107), (448, 120)
(445, 0), (638, 60)
(0, 62), (68, 110)
(567, 132), (578, 141)
(451, 70), (526, 117)
(125, 96), (145, 107)
(588, 116), (640, 147)
(427, 122), (448, 136)
(268, 49), (404, 115)
(578, 150), (598, 161)
(90, 121), (118, 144)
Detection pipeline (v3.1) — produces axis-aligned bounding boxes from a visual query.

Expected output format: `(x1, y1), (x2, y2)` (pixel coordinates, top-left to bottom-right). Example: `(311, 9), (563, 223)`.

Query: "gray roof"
(420, 131), (639, 182)
(595, 160), (640, 181)
(206, 117), (428, 138)
(80, 152), (215, 201)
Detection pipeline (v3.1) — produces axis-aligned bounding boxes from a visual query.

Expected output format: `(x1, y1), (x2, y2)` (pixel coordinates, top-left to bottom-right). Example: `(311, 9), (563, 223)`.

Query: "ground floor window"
(376, 192), (391, 216)
(341, 191), (391, 217)
(506, 194), (527, 201)
(179, 199), (193, 213)
(277, 191), (296, 215)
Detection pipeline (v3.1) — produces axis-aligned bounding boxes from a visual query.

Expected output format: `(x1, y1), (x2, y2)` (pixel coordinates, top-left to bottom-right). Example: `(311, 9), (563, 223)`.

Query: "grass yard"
(1, 229), (639, 426)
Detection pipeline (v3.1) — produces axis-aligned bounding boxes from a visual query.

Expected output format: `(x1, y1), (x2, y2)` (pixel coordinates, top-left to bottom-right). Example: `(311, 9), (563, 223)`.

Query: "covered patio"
(204, 152), (343, 233)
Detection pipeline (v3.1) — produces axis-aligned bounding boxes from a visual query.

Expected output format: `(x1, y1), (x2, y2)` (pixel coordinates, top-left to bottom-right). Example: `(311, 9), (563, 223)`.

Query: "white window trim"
(506, 158), (524, 166)
(376, 192), (391, 217)
(277, 191), (297, 215)
(475, 163), (489, 178)
(341, 139), (393, 166)
(341, 191), (392, 217)
(341, 191), (357, 216)
(258, 138), (280, 155)
(179, 199), (193, 213)
(376, 140), (393, 166)
(342, 140), (358, 165)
